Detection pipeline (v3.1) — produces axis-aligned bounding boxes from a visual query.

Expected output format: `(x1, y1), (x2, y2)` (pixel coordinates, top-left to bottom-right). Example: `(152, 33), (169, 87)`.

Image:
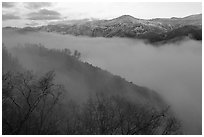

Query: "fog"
(3, 30), (202, 134)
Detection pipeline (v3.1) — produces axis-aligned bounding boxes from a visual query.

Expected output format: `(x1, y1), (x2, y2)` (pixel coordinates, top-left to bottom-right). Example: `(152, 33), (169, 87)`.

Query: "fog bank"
(3, 30), (202, 134)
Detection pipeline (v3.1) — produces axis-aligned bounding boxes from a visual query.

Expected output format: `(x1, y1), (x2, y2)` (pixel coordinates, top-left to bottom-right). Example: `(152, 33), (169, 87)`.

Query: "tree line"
(2, 44), (182, 135)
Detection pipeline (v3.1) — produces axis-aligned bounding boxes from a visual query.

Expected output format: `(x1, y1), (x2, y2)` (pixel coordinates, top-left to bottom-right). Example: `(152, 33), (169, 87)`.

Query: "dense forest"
(2, 43), (182, 135)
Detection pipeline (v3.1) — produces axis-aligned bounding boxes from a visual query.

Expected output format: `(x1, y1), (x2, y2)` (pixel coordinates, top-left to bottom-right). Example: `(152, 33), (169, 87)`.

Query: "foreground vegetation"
(2, 44), (182, 135)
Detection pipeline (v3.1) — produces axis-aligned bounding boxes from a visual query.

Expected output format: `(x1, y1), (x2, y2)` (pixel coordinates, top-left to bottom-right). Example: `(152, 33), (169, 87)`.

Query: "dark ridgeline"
(3, 14), (202, 44)
(2, 44), (182, 135)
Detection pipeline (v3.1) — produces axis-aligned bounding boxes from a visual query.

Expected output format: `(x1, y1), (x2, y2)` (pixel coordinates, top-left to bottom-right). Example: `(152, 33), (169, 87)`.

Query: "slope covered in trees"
(3, 14), (201, 43)
(2, 44), (182, 134)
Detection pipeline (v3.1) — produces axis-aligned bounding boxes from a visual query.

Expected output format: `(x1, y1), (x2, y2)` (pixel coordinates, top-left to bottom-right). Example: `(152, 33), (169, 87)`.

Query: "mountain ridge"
(3, 14), (202, 43)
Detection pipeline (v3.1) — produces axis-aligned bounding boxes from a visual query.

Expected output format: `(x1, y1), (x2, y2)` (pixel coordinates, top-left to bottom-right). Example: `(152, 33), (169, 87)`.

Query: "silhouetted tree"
(64, 48), (71, 55)
(73, 50), (81, 59)
(2, 44), (22, 73)
(2, 71), (64, 134)
(64, 93), (182, 135)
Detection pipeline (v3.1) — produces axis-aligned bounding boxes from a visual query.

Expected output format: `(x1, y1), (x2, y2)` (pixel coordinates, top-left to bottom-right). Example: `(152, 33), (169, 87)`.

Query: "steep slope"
(3, 44), (182, 134)
(8, 44), (165, 107)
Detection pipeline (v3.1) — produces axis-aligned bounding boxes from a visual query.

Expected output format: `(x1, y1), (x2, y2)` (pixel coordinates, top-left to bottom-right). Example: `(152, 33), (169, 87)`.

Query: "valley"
(2, 29), (202, 134)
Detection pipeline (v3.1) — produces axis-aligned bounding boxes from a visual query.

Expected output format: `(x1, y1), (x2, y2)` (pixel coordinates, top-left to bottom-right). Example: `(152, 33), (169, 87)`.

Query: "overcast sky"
(2, 2), (202, 27)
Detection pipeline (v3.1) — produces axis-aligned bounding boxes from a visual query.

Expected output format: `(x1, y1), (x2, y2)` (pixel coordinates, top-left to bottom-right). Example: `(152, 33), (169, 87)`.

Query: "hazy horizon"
(2, 2), (202, 27)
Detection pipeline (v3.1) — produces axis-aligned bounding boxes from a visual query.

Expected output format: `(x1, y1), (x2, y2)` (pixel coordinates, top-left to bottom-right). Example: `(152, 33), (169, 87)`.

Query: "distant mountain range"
(3, 14), (202, 43)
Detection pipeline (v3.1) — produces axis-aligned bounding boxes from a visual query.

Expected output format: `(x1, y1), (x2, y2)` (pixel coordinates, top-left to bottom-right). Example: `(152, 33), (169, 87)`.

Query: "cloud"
(2, 14), (21, 21)
(27, 9), (61, 20)
(25, 22), (39, 27)
(24, 2), (52, 9)
(2, 2), (16, 8)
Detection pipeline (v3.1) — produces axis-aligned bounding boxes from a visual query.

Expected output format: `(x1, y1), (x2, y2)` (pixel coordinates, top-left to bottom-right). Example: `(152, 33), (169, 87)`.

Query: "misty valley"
(2, 29), (201, 135)
(2, 3), (202, 135)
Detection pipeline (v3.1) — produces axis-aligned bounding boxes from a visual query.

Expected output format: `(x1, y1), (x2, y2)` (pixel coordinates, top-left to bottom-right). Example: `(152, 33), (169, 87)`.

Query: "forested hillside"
(2, 44), (182, 135)
(4, 14), (201, 43)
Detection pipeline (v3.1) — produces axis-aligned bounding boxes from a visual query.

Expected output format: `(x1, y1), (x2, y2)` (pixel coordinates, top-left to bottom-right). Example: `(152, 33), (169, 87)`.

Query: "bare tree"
(2, 71), (64, 135)
(69, 93), (182, 135)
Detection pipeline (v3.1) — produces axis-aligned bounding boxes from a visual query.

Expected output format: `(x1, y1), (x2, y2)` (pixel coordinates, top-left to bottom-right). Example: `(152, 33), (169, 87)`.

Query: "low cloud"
(2, 14), (20, 21)
(2, 2), (16, 8)
(27, 9), (61, 20)
(24, 2), (52, 9)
